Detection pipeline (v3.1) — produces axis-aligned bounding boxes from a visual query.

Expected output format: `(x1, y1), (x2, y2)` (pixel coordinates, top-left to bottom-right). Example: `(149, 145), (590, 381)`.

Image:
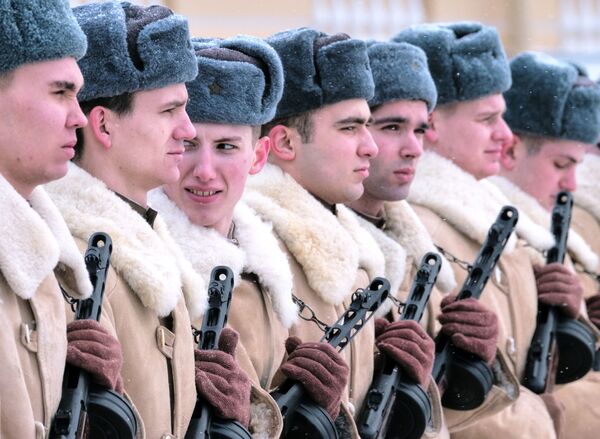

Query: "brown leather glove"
(586, 293), (600, 328)
(195, 328), (251, 427)
(66, 319), (124, 393)
(375, 318), (434, 387)
(541, 392), (566, 439)
(437, 294), (499, 365)
(534, 263), (583, 318)
(280, 336), (349, 420)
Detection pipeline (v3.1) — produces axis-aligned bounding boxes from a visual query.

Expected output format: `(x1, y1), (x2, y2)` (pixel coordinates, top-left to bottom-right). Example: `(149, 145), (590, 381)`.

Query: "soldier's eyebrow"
(334, 116), (371, 126)
(50, 81), (77, 92)
(371, 116), (407, 125)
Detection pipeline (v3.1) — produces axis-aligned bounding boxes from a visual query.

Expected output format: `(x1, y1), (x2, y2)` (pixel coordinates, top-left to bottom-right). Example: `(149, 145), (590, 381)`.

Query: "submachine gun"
(432, 205), (519, 410)
(357, 252), (442, 439)
(523, 191), (596, 393)
(273, 277), (391, 439)
(50, 232), (137, 439)
(186, 266), (252, 439)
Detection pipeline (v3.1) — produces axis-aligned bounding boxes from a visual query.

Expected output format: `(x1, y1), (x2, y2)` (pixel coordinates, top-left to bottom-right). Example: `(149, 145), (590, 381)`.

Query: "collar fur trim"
(149, 189), (298, 328)
(490, 176), (598, 271)
(244, 164), (385, 306)
(576, 154), (600, 223)
(0, 175), (91, 300)
(45, 164), (206, 318)
(407, 151), (518, 252)
(382, 201), (457, 294)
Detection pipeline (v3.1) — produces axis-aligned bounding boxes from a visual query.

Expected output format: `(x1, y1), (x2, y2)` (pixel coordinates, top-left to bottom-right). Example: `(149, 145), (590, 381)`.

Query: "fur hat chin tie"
(0, 0), (87, 73)
(185, 36), (284, 126)
(266, 27), (375, 119)
(504, 51), (600, 144)
(367, 41), (437, 112)
(392, 21), (511, 106)
(74, 1), (198, 102)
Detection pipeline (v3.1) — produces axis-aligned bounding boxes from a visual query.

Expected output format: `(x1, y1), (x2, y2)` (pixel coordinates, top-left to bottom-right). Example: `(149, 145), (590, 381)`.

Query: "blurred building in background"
(71, 0), (600, 78)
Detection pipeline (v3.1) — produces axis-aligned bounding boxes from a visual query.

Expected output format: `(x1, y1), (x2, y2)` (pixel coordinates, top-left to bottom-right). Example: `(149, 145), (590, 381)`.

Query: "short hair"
(261, 110), (314, 143)
(515, 131), (549, 155)
(74, 92), (134, 161)
(0, 70), (13, 89)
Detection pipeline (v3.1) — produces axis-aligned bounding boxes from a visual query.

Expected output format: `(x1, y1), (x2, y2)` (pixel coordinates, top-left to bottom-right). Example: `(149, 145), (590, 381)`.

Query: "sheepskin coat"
(573, 154), (600, 274)
(491, 174), (600, 439)
(149, 188), (299, 438)
(45, 163), (205, 439)
(0, 175), (92, 439)
(407, 151), (556, 438)
(244, 163), (386, 434)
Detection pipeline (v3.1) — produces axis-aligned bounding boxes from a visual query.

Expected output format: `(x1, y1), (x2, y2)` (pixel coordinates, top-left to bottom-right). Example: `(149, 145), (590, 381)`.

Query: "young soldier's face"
(0, 58), (86, 197)
(109, 83), (195, 191)
(364, 100), (428, 204)
(292, 99), (378, 204)
(501, 137), (586, 211)
(163, 123), (268, 236)
(429, 94), (512, 180)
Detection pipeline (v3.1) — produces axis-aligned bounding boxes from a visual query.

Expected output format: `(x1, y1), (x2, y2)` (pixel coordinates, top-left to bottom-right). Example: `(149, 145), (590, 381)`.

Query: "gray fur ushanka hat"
(266, 27), (375, 119)
(392, 22), (511, 106)
(73, 1), (198, 102)
(0, 0), (87, 73)
(367, 41), (437, 112)
(186, 36), (284, 126)
(504, 52), (600, 144)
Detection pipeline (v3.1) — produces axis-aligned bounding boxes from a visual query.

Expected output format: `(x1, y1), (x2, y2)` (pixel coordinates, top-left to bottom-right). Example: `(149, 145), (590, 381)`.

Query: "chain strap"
(435, 245), (473, 272)
(60, 285), (79, 313)
(292, 294), (330, 334)
(388, 295), (406, 314)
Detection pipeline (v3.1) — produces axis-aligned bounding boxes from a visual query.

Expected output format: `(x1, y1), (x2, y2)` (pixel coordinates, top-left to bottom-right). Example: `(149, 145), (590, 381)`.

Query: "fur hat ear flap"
(0, 0), (87, 73)
(504, 51), (600, 144)
(74, 1), (197, 102)
(266, 27), (375, 119)
(185, 35), (284, 126)
(393, 21), (511, 105)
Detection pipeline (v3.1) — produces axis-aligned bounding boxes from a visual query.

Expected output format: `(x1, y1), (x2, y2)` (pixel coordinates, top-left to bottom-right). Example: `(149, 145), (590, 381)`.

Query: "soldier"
(243, 27), (439, 436)
(393, 22), (561, 437)
(346, 40), (504, 437)
(0, 0), (124, 437)
(148, 35), (297, 437)
(45, 2), (252, 437)
(492, 51), (600, 439)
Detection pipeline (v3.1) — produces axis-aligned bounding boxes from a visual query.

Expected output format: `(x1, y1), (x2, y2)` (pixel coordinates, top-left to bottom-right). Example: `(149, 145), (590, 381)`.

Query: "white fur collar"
(575, 154), (600, 223)
(45, 164), (206, 318)
(149, 188), (298, 328)
(490, 176), (599, 272)
(407, 151), (520, 252)
(244, 164), (385, 306)
(0, 174), (91, 300)
(382, 201), (457, 294)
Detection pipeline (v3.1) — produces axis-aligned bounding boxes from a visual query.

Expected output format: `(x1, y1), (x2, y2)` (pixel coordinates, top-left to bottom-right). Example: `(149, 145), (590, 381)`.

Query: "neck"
(348, 195), (384, 217)
(78, 151), (148, 207)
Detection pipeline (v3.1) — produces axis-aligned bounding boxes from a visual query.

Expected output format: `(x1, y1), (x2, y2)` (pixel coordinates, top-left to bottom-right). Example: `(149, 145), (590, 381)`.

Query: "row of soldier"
(2, 0), (600, 438)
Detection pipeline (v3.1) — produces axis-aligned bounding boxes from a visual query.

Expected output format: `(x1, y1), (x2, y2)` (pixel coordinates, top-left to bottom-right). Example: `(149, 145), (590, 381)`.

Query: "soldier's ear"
(87, 106), (112, 149)
(499, 133), (519, 170)
(424, 112), (439, 143)
(249, 136), (270, 175)
(268, 125), (297, 162)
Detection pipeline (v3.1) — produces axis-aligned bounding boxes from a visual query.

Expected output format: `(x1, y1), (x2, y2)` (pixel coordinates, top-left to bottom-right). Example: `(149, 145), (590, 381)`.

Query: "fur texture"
(0, 174), (91, 300)
(575, 153), (600, 222)
(393, 21), (511, 105)
(504, 52), (600, 144)
(490, 176), (599, 271)
(149, 188), (298, 329)
(73, 1), (197, 101)
(408, 151), (556, 254)
(266, 27), (374, 119)
(0, 0), (87, 73)
(186, 36), (284, 125)
(45, 163), (206, 318)
(367, 41), (437, 111)
(244, 164), (385, 306)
